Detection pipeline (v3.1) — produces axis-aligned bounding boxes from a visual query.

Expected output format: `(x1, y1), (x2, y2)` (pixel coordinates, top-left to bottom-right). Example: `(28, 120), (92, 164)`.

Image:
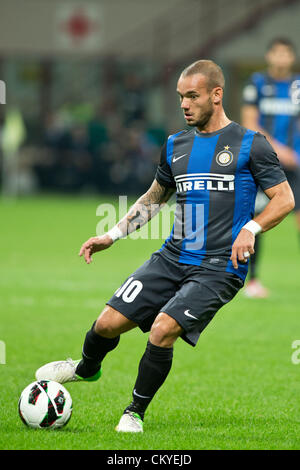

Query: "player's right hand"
(79, 234), (114, 264)
(230, 228), (255, 269)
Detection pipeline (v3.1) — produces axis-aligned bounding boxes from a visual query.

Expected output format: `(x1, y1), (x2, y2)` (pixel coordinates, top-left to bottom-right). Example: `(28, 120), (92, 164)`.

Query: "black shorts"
(107, 251), (243, 346)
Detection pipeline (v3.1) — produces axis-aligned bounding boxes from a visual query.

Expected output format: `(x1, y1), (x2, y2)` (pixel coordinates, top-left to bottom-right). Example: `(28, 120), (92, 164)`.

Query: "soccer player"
(36, 60), (294, 433)
(242, 38), (300, 297)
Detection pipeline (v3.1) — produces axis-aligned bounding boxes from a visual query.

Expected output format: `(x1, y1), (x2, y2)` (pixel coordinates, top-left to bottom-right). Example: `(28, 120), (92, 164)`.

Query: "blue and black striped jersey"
(155, 121), (286, 281)
(243, 72), (300, 163)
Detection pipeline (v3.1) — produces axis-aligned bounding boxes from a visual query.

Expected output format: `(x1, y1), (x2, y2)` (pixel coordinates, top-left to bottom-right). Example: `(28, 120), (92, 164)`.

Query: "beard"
(186, 97), (214, 130)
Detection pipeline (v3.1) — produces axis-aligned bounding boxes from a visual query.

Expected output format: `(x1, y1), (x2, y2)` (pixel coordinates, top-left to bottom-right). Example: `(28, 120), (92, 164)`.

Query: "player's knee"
(94, 312), (120, 339)
(150, 312), (182, 348)
(94, 305), (135, 338)
(94, 318), (117, 338)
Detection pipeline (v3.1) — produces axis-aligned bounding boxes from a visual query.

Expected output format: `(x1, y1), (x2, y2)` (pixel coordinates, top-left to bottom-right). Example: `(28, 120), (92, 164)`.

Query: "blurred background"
(1, 0), (300, 197)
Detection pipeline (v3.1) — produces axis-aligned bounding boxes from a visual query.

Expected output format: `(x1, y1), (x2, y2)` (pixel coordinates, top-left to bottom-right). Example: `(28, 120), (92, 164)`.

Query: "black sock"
(125, 340), (173, 419)
(75, 321), (120, 378)
(249, 233), (261, 280)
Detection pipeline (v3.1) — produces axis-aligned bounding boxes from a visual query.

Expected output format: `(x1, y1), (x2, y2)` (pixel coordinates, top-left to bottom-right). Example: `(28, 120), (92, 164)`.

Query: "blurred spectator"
(121, 73), (147, 125)
(103, 120), (161, 194)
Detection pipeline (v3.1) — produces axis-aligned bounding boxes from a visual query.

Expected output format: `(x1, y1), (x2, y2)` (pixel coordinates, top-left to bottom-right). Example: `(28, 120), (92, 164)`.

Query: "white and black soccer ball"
(18, 380), (72, 429)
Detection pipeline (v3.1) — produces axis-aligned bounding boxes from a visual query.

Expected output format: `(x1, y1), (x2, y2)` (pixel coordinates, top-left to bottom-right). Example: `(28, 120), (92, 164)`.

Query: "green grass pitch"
(0, 195), (300, 450)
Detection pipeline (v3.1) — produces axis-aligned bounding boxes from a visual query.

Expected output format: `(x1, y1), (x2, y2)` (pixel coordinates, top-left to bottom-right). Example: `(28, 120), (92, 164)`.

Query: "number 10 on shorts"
(115, 277), (143, 303)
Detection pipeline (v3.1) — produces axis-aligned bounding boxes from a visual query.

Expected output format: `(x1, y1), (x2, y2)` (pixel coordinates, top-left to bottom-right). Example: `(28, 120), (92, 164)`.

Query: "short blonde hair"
(181, 60), (225, 91)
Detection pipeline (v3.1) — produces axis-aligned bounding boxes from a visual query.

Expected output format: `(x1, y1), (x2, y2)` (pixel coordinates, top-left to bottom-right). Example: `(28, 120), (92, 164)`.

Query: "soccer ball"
(18, 380), (72, 429)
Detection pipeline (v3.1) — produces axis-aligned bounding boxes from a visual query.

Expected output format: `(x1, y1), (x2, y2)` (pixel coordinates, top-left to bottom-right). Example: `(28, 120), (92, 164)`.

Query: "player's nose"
(181, 98), (190, 109)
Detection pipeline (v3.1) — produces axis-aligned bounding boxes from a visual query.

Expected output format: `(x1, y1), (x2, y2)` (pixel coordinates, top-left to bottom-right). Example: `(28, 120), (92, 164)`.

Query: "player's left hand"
(230, 228), (255, 269)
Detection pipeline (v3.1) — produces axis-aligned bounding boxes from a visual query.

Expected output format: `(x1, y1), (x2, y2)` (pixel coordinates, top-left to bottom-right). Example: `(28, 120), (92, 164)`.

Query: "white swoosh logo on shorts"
(184, 309), (197, 320)
(173, 153), (187, 163)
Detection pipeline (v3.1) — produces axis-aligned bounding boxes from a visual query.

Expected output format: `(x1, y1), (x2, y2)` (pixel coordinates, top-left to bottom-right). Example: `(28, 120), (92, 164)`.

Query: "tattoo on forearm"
(118, 180), (175, 235)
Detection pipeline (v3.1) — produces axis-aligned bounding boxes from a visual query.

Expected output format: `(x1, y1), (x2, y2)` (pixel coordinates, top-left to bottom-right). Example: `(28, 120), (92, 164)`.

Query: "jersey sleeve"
(155, 142), (176, 188)
(242, 75), (259, 107)
(249, 132), (287, 190)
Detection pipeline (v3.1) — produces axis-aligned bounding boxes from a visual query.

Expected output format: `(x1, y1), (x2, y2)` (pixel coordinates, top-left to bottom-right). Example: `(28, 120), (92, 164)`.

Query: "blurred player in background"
(242, 38), (300, 298)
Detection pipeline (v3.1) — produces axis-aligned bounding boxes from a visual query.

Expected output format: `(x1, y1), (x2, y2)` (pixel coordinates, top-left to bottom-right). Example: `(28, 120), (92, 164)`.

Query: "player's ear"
(212, 87), (223, 104)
